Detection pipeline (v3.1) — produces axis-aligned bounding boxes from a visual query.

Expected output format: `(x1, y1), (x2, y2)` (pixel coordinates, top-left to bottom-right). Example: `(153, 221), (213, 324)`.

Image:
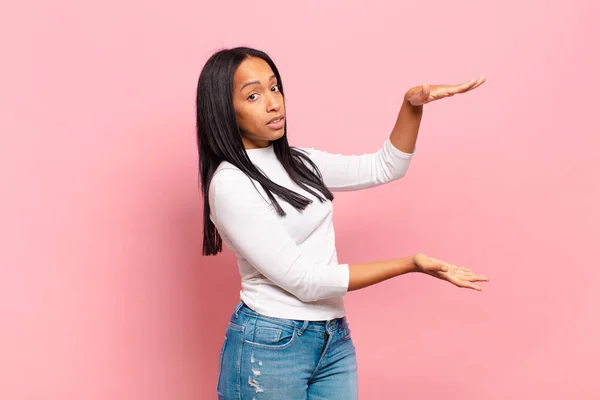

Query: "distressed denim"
(217, 301), (358, 399)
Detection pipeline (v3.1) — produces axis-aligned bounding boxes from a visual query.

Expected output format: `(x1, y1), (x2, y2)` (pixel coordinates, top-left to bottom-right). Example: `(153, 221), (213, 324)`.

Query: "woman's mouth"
(267, 116), (285, 129)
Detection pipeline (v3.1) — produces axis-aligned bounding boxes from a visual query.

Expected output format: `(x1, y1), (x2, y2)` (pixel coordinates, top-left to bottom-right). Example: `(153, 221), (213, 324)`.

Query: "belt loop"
(326, 320), (336, 333)
(233, 301), (244, 318)
(297, 320), (309, 336)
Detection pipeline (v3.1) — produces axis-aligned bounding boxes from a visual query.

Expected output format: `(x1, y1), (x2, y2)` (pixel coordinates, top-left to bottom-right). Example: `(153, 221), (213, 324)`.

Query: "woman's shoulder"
(210, 162), (267, 199)
(211, 162), (250, 190)
(208, 163), (270, 214)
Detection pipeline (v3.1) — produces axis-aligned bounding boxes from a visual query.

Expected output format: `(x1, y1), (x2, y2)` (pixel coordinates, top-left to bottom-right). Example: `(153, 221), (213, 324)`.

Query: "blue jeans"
(217, 301), (358, 399)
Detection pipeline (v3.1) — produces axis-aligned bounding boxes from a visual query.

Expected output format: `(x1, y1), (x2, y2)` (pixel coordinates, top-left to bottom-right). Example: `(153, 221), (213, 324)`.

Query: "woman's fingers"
(463, 275), (489, 283)
(450, 265), (489, 281)
(464, 76), (486, 92)
(446, 273), (482, 291)
(457, 78), (479, 92)
(445, 76), (486, 96)
(415, 76), (486, 104)
(472, 76), (486, 89)
(457, 271), (488, 282)
(454, 276), (482, 291)
(464, 282), (482, 291)
(421, 256), (489, 291)
(442, 79), (476, 95)
(440, 264), (488, 291)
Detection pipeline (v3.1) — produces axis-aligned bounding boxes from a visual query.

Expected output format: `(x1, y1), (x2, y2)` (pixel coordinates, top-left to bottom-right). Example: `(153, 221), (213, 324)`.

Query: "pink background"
(2, 0), (599, 398)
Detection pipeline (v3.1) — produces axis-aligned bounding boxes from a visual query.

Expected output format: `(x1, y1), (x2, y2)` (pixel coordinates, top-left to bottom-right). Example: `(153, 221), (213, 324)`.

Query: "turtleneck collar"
(245, 144), (275, 159)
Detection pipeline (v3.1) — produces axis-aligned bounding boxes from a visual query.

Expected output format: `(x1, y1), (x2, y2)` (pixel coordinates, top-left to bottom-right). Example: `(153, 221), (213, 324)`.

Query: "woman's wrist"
(393, 255), (421, 275)
(411, 253), (425, 273)
(404, 89), (424, 111)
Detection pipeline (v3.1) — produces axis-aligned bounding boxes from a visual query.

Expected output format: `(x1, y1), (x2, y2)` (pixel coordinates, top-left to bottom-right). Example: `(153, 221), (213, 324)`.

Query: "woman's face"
(232, 57), (286, 149)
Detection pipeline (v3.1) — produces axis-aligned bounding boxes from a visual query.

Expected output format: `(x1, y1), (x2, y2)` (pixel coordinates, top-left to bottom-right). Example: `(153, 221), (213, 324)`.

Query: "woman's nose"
(266, 93), (281, 111)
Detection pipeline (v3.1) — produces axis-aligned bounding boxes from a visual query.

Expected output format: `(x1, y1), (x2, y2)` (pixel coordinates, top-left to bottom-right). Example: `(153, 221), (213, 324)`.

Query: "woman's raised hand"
(405, 76), (486, 107)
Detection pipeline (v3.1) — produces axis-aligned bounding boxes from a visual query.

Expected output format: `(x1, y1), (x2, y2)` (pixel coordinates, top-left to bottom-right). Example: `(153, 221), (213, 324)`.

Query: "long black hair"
(196, 47), (334, 256)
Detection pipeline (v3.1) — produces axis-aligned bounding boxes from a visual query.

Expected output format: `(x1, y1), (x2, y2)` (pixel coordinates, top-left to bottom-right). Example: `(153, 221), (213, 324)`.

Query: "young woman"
(196, 46), (488, 400)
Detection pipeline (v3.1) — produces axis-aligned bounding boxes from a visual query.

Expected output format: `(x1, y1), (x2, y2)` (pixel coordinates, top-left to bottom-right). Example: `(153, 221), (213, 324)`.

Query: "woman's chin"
(263, 130), (285, 142)
(242, 133), (283, 149)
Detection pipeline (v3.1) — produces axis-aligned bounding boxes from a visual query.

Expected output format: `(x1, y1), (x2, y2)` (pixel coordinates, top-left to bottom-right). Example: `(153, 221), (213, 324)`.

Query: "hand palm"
(407, 76), (486, 107)
(415, 254), (489, 291)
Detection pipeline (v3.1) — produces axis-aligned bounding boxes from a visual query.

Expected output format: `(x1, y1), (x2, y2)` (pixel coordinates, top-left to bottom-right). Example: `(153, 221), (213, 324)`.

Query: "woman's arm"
(295, 94), (421, 193)
(209, 168), (488, 303)
(388, 94), (423, 154)
(347, 256), (417, 291)
(392, 76), (488, 153)
(348, 253), (488, 292)
(298, 138), (416, 192)
(299, 77), (487, 192)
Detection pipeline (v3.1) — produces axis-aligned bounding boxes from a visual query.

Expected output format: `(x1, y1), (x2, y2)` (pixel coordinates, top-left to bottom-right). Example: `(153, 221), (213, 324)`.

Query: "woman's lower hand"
(412, 253), (489, 291)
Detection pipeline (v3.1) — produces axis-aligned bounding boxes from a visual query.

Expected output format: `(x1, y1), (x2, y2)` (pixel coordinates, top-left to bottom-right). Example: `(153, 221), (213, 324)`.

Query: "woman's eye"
(247, 85), (279, 101)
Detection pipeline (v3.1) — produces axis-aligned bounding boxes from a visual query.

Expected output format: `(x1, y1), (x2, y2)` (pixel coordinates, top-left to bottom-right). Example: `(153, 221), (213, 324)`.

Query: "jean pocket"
(228, 321), (244, 332)
(243, 318), (296, 350)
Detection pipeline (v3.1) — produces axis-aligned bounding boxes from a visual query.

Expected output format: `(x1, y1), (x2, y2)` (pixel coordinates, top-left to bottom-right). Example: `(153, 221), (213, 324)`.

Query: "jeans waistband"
(233, 301), (346, 333)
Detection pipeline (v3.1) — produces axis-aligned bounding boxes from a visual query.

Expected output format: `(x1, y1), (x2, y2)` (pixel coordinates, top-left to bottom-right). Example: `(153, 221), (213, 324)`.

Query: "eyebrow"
(240, 74), (277, 92)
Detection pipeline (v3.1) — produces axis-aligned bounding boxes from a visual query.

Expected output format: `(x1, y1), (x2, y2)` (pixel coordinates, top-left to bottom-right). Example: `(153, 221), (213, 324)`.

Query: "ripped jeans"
(217, 301), (358, 399)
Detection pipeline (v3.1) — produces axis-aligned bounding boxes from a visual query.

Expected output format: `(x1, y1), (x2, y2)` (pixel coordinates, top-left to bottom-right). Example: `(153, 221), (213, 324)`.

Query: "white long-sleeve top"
(208, 137), (416, 320)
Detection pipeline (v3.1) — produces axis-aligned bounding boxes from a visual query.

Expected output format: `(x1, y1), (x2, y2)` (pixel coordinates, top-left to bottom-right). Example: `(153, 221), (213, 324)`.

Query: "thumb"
(421, 82), (430, 98)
